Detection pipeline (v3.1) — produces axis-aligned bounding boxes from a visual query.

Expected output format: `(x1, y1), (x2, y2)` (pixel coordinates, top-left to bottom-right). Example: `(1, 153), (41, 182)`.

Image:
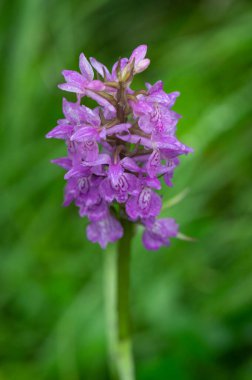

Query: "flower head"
(46, 45), (192, 249)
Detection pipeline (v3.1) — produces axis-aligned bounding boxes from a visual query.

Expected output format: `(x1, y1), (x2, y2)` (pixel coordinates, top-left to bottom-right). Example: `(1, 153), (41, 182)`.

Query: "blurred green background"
(1, 0), (252, 379)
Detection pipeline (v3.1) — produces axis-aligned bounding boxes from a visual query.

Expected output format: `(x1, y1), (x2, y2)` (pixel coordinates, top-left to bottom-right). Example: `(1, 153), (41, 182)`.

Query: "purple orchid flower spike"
(46, 44), (193, 380)
(46, 44), (192, 250)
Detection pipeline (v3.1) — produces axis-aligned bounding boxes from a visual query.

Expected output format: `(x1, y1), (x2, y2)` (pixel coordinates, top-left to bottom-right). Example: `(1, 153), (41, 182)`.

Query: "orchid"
(46, 44), (192, 250)
(46, 44), (192, 380)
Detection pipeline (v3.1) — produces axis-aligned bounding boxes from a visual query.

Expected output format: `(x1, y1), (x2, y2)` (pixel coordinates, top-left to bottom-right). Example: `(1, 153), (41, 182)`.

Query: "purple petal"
(142, 218), (178, 250)
(86, 80), (106, 91)
(99, 178), (115, 202)
(62, 98), (84, 123)
(138, 114), (153, 134)
(64, 165), (90, 180)
(79, 200), (108, 221)
(62, 70), (86, 85)
(85, 89), (116, 112)
(63, 179), (78, 206)
(146, 80), (163, 92)
(126, 187), (162, 220)
(146, 149), (161, 178)
(150, 192), (162, 216)
(138, 187), (153, 214)
(108, 162), (124, 186)
(142, 230), (164, 250)
(121, 157), (141, 172)
(106, 123), (132, 135)
(100, 173), (138, 204)
(158, 136), (193, 155)
(130, 45), (147, 64)
(51, 157), (72, 170)
(117, 133), (152, 149)
(82, 153), (111, 166)
(80, 105), (100, 127)
(130, 99), (153, 116)
(164, 172), (174, 187)
(111, 58), (128, 79)
(79, 53), (94, 81)
(146, 81), (180, 107)
(135, 58), (150, 73)
(71, 126), (98, 142)
(46, 123), (73, 139)
(90, 57), (111, 79)
(58, 83), (84, 94)
(144, 177), (161, 190)
(82, 140), (99, 162)
(86, 214), (123, 249)
(124, 173), (140, 196)
(125, 195), (138, 220)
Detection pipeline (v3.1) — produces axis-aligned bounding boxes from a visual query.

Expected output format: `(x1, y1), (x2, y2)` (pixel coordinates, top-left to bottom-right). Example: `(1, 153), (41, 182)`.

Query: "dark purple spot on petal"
(138, 187), (152, 210)
(78, 177), (90, 193)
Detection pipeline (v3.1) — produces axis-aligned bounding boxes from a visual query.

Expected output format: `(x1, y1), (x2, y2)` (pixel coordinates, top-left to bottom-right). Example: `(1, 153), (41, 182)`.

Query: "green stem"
(103, 219), (135, 380)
